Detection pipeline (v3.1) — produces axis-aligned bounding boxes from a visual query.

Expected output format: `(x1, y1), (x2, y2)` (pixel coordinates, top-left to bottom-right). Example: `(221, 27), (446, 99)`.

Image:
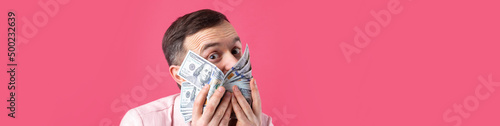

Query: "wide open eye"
(231, 48), (241, 55)
(208, 53), (220, 60)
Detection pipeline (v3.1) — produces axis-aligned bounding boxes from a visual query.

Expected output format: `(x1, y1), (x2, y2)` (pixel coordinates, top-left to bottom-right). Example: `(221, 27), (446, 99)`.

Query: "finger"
(232, 85), (255, 120)
(208, 92), (231, 126)
(200, 86), (226, 123)
(193, 84), (210, 120)
(231, 94), (248, 122)
(250, 78), (262, 120)
(219, 98), (233, 126)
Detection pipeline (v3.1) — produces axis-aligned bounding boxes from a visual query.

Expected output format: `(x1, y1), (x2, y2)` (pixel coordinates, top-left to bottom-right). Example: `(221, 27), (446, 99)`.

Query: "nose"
(219, 52), (239, 74)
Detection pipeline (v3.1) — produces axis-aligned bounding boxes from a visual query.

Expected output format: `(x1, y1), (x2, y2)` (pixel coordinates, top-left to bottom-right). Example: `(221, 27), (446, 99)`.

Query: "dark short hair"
(162, 9), (229, 66)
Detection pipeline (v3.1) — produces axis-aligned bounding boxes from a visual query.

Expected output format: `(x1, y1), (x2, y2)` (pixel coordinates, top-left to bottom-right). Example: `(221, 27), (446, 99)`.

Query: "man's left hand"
(231, 78), (262, 126)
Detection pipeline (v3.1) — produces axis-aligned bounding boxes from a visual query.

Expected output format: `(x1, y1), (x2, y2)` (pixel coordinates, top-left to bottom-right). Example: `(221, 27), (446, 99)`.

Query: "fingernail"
(253, 79), (257, 88)
(218, 86), (225, 92)
(233, 86), (240, 92)
(204, 84), (210, 89)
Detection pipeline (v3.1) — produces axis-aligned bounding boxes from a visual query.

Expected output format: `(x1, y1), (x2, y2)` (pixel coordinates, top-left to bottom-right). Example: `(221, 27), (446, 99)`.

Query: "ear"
(169, 65), (185, 86)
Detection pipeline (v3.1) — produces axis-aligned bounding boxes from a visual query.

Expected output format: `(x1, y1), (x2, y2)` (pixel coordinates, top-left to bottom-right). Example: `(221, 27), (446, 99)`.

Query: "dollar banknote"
(177, 51), (225, 90)
(178, 44), (253, 122)
(179, 81), (199, 122)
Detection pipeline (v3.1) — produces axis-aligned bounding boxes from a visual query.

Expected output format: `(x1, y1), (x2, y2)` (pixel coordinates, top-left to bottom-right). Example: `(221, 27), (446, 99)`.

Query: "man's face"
(198, 64), (212, 82)
(184, 21), (242, 74)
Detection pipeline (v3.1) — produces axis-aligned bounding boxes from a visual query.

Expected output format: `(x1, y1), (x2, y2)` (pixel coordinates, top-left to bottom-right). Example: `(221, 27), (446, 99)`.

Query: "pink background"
(2, 0), (500, 126)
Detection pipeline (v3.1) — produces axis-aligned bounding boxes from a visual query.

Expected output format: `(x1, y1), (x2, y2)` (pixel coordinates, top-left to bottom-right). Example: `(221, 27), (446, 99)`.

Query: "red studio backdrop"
(1, 0), (500, 126)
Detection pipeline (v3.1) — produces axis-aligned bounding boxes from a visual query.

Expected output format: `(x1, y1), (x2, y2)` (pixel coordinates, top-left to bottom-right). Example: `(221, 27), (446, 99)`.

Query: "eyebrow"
(234, 37), (240, 43)
(201, 37), (241, 52)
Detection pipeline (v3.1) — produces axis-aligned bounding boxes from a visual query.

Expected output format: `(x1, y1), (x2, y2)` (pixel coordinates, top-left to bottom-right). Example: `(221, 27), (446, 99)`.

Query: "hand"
(231, 78), (262, 126)
(191, 84), (233, 126)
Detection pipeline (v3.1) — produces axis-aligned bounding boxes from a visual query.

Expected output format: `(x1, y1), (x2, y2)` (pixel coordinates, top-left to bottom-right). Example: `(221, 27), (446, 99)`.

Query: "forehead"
(184, 21), (238, 53)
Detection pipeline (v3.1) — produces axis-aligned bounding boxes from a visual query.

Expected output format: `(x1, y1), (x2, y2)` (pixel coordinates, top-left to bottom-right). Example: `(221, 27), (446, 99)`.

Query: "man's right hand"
(191, 84), (233, 126)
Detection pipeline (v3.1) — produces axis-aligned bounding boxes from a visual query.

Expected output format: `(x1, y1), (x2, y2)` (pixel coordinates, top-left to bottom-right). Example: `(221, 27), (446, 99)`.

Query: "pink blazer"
(120, 93), (273, 126)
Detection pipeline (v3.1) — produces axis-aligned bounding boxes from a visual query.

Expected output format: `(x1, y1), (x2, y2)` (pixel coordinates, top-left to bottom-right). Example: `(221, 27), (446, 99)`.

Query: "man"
(120, 9), (273, 126)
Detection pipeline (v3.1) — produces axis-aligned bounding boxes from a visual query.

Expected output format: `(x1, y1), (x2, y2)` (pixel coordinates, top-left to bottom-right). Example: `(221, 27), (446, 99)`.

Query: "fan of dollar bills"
(178, 44), (253, 122)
